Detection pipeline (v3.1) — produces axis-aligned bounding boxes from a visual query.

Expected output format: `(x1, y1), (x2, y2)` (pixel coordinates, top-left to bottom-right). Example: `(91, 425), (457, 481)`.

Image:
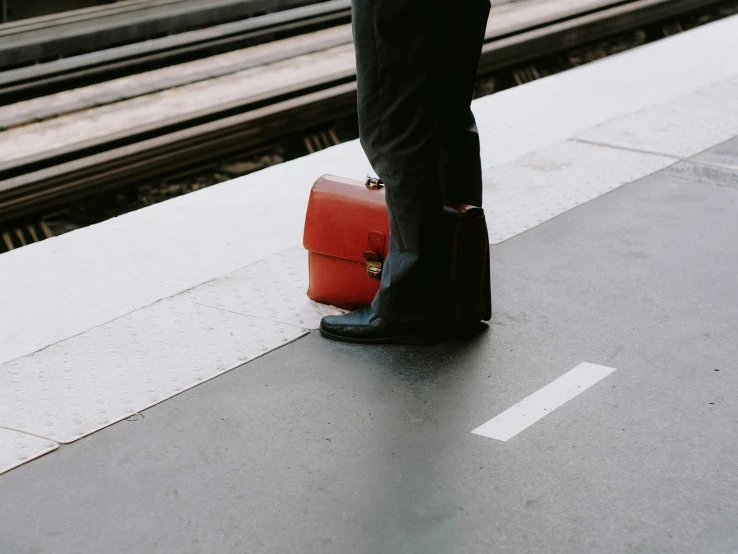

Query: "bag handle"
(365, 176), (384, 190)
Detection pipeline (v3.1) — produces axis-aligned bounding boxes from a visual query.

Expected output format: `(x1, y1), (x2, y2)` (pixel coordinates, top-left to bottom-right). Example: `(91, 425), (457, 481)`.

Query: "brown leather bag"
(443, 201), (492, 333)
(303, 174), (491, 334)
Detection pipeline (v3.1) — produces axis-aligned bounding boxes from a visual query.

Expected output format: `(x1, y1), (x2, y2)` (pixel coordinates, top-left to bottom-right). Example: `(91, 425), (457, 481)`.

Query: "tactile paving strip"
(0, 298), (306, 444)
(483, 139), (674, 244)
(0, 139), (372, 368)
(0, 428), (58, 476)
(576, 78), (738, 158)
(177, 247), (345, 329)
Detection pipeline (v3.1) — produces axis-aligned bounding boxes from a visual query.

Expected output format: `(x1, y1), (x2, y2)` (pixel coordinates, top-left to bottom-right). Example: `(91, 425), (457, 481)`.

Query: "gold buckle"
(366, 260), (382, 279)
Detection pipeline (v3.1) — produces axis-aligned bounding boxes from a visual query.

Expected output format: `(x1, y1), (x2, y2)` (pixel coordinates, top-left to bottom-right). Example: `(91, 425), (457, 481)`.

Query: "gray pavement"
(1, 144), (737, 553)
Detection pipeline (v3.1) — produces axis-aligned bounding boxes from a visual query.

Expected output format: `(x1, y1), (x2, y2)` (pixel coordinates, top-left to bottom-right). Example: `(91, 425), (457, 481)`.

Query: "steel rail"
(0, 82), (358, 220)
(477, 0), (726, 73)
(0, 0), (333, 70)
(0, 0), (352, 105)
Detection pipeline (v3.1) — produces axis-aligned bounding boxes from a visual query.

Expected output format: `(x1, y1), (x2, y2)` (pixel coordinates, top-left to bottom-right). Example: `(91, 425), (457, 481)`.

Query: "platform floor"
(1, 13), (738, 554)
(2, 156), (738, 553)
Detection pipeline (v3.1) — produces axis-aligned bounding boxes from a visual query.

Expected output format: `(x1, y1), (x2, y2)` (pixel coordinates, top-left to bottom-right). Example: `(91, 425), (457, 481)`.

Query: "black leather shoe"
(320, 306), (445, 345)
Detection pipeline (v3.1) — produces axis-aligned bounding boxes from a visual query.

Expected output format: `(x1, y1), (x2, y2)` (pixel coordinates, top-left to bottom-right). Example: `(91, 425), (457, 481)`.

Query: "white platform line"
(472, 362), (616, 441)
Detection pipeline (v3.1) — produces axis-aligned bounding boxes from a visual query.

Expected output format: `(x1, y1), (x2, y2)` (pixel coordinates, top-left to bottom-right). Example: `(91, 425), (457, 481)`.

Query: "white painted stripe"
(472, 362), (616, 441)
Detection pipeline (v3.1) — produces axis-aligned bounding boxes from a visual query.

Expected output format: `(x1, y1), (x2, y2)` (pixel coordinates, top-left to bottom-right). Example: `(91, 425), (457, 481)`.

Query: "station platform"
(1, 14), (738, 554)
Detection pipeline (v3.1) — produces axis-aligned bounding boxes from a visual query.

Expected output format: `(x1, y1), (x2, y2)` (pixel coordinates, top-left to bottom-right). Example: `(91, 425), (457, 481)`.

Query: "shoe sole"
(319, 328), (444, 345)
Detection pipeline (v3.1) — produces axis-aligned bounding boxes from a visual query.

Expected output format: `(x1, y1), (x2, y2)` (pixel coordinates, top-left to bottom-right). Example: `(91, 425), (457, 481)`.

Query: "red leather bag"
(303, 174), (491, 333)
(303, 175), (390, 309)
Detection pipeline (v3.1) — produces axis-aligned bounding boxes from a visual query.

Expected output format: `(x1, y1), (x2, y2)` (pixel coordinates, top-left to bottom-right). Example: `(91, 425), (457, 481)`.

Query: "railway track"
(0, 0), (333, 71)
(0, 0), (736, 243)
(0, 0), (351, 105)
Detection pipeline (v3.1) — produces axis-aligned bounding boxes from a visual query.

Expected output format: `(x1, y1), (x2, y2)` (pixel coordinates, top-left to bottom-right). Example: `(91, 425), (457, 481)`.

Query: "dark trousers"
(352, 0), (491, 323)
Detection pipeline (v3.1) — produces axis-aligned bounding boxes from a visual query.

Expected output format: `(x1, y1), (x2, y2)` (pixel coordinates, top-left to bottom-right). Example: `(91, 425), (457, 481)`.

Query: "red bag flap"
(303, 175), (391, 264)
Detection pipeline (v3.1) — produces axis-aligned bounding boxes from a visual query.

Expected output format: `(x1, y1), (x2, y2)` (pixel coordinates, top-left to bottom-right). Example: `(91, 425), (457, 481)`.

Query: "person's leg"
(438, 0), (491, 208)
(321, 0), (488, 343)
(352, 0), (452, 324)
